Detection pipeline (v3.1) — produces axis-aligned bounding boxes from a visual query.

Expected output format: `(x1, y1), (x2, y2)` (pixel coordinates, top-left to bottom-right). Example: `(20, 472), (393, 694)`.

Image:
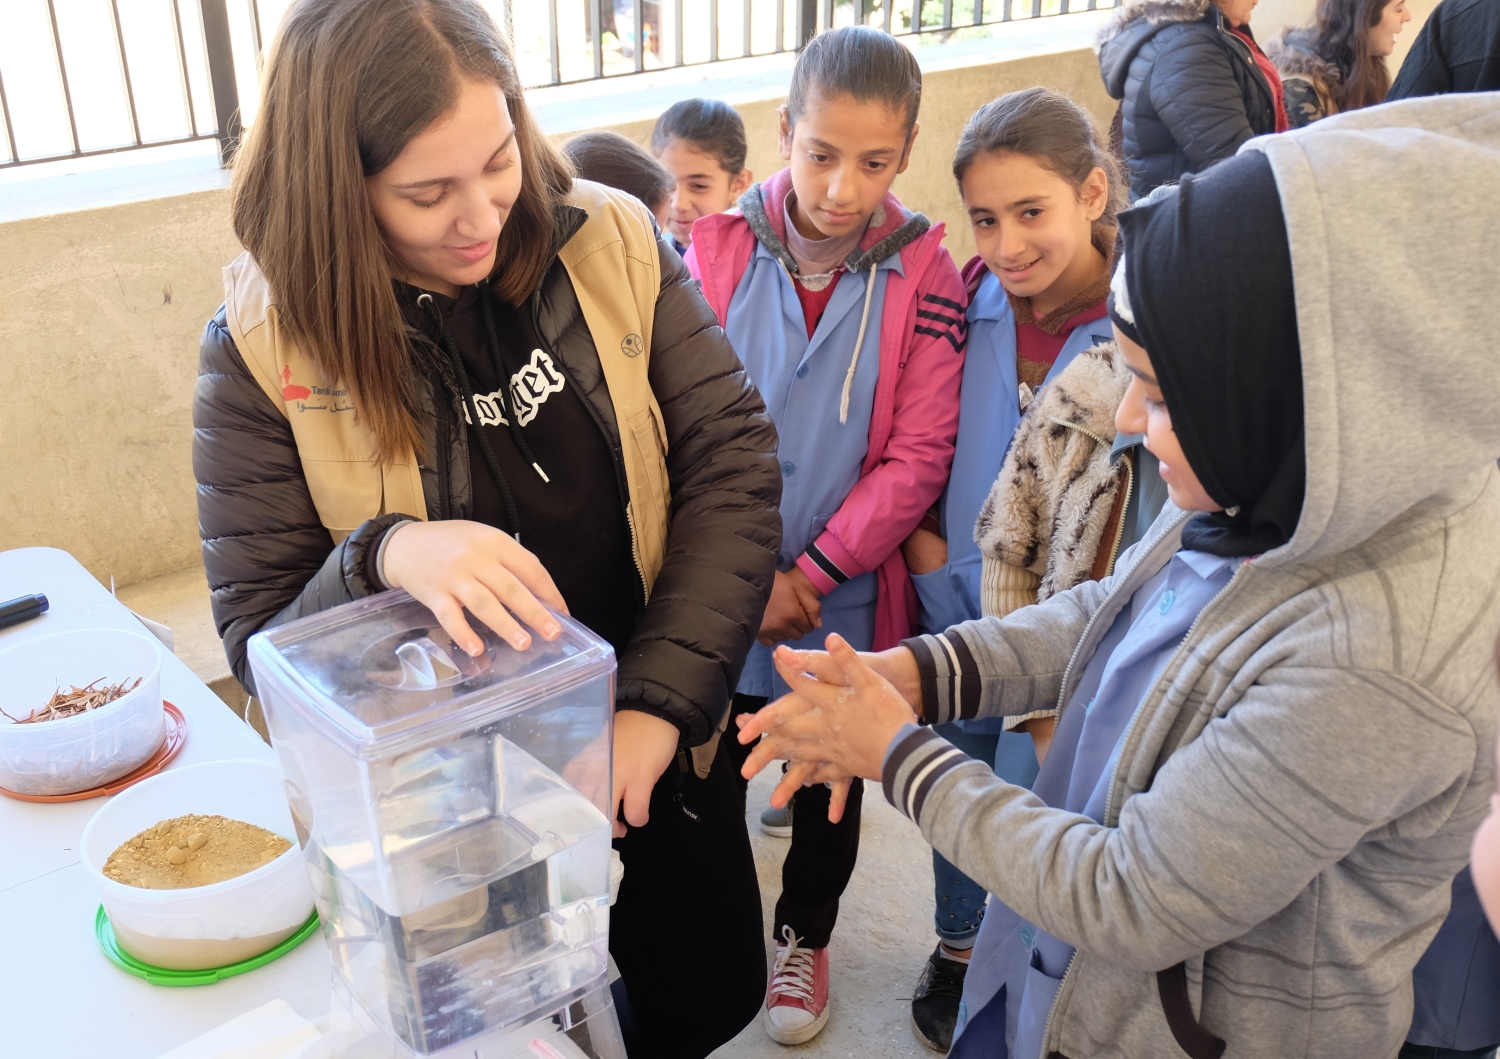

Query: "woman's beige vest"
(221, 181), (672, 596)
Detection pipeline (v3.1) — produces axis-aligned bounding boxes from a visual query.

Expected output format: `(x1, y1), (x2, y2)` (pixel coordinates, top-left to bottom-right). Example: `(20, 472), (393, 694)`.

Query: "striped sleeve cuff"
(882, 724), (974, 822)
(797, 532), (862, 595)
(902, 629), (982, 726)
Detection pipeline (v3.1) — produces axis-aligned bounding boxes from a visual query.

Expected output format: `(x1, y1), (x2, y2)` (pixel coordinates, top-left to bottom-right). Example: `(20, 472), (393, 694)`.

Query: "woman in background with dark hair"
(1267, 0), (1412, 126)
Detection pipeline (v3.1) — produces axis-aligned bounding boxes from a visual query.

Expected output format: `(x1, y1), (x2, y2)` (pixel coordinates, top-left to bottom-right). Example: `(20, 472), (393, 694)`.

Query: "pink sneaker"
(763, 925), (831, 1045)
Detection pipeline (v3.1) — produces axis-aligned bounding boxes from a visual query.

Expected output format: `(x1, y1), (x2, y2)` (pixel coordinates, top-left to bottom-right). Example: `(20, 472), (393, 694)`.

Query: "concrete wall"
(0, 191), (241, 587)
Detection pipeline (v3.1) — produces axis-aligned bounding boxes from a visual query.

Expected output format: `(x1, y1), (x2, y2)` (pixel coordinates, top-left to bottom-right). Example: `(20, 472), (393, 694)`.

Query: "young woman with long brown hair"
(1267, 0), (1412, 126)
(194, 0), (777, 1055)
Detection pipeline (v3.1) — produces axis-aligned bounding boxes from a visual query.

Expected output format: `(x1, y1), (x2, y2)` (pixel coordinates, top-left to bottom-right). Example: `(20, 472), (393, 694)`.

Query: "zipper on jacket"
(527, 291), (651, 611)
(1103, 452), (1135, 577)
(1039, 948), (1080, 1056)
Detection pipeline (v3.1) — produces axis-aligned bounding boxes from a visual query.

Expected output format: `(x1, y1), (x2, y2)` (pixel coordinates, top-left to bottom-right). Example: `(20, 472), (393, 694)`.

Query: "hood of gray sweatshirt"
(891, 93), (1500, 1059)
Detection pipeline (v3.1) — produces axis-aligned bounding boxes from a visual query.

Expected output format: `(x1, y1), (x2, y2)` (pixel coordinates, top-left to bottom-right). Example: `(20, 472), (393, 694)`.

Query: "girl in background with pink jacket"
(686, 25), (965, 1048)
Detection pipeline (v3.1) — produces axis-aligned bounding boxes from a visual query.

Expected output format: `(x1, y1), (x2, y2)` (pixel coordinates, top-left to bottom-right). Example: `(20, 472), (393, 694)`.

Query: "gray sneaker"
(759, 799), (794, 838)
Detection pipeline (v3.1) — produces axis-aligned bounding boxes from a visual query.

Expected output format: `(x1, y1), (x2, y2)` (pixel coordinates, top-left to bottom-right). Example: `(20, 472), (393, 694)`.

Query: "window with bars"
(0, 0), (1109, 169)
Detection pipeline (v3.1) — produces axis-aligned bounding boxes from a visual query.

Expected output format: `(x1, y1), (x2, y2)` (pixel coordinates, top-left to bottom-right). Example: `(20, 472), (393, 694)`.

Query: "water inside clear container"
(307, 735), (612, 1054)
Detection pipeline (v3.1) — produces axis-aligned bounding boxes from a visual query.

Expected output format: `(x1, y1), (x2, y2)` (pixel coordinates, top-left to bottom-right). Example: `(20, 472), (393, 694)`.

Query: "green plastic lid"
(94, 906), (319, 987)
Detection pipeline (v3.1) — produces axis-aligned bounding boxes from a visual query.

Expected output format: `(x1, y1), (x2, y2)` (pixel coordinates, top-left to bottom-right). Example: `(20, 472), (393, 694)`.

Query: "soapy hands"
(380, 520), (568, 656)
(758, 567), (824, 646)
(737, 635), (923, 822)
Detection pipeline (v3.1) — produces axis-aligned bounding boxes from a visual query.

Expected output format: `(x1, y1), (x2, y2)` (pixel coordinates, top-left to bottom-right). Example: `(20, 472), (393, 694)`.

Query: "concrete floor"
(710, 767), (943, 1059)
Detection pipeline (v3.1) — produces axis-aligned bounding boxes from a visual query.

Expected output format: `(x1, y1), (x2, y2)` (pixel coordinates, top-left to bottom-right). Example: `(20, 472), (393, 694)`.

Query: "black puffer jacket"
(1388, 0), (1500, 97)
(194, 205), (782, 745)
(1098, 0), (1279, 200)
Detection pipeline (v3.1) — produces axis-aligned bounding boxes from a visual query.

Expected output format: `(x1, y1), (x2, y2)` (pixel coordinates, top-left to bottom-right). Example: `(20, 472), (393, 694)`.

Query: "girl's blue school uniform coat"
(728, 240), (894, 698)
(912, 267), (1115, 746)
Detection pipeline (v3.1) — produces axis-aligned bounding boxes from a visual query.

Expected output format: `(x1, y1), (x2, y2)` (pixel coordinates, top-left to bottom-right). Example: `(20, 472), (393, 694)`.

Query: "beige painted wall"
(0, 191), (241, 587)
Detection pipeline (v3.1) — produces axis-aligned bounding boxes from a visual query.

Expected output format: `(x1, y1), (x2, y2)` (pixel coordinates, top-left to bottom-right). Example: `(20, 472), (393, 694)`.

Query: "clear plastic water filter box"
(248, 590), (619, 1057)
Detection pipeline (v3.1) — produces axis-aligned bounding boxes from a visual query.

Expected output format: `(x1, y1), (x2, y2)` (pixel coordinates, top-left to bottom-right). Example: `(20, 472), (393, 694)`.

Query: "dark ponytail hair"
(651, 98), (748, 175)
(786, 25), (922, 130)
(563, 130), (674, 215)
(952, 88), (1122, 257)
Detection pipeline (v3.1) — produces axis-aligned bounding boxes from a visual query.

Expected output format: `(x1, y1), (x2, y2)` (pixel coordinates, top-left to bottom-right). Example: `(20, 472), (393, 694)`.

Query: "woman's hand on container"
(379, 520), (568, 656)
(611, 709), (683, 838)
(737, 635), (920, 812)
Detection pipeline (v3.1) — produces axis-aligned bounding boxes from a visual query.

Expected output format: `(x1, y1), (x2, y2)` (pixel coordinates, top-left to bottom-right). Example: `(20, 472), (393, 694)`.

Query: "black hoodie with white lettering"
(397, 281), (639, 654)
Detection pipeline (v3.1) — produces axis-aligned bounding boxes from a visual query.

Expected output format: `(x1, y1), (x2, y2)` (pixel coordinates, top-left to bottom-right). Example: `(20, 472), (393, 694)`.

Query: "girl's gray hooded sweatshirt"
(890, 93), (1500, 1058)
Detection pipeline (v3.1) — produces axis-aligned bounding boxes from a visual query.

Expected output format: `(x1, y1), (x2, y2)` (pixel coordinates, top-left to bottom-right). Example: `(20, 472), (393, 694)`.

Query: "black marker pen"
(0, 594), (49, 631)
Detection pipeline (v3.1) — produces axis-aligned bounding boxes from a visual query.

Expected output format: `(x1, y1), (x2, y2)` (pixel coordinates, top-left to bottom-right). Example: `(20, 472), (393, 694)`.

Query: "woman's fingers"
(427, 594), (486, 658)
(621, 773), (652, 829)
(454, 581), (531, 653)
(474, 565), (563, 644)
(741, 730), (787, 779)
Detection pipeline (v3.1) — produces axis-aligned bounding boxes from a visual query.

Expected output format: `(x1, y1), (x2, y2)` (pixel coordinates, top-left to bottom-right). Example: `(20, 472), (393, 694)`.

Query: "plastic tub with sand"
(80, 759), (314, 970)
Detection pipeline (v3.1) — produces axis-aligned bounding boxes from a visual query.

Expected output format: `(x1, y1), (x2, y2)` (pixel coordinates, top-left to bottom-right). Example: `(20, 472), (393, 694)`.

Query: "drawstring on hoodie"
(839, 260), (879, 425)
(417, 290), (527, 542)
(477, 289), (551, 484)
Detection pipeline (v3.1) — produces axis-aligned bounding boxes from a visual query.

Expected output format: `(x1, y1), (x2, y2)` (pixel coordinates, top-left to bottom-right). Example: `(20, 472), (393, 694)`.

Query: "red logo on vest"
(280, 365), (311, 401)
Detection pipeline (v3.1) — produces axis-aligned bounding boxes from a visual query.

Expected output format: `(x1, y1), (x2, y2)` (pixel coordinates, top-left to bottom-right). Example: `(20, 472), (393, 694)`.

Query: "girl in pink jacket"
(685, 25), (965, 1047)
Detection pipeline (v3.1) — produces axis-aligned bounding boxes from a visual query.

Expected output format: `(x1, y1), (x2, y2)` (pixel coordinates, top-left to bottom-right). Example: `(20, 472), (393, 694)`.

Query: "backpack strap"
(1156, 962), (1226, 1059)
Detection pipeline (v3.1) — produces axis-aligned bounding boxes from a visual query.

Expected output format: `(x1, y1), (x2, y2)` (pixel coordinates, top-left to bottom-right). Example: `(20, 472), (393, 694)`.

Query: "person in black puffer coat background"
(1388, 0), (1500, 97)
(1098, 0), (1289, 200)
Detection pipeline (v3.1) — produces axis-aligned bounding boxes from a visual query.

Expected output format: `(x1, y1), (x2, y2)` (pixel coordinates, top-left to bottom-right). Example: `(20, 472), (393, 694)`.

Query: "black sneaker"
(910, 944), (969, 1052)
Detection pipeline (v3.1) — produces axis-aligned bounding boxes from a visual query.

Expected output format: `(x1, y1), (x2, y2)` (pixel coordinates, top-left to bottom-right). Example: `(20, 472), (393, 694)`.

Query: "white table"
(0, 548), (332, 1059)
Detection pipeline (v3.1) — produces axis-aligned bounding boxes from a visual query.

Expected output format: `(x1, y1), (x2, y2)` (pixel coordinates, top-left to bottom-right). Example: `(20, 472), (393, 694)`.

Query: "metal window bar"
(169, 0), (200, 136)
(108, 0), (143, 146)
(2, 0), (1113, 168)
(0, 66), (18, 165)
(46, 0), (81, 157)
(633, 0), (644, 73)
(1, 0), (241, 169)
(248, 0), (263, 65)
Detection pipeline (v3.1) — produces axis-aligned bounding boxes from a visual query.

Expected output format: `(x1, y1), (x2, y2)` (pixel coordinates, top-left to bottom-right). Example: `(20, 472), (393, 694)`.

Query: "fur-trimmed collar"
(1265, 27), (1342, 84)
(1097, 0), (1212, 48)
(737, 167), (930, 276)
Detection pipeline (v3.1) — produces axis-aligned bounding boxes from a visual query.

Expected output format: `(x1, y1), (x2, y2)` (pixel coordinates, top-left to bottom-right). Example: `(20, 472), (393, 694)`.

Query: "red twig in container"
(0, 677), (143, 724)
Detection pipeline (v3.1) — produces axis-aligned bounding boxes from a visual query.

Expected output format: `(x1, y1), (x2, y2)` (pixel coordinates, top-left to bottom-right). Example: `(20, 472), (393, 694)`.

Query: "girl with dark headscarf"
(734, 96), (1500, 1059)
